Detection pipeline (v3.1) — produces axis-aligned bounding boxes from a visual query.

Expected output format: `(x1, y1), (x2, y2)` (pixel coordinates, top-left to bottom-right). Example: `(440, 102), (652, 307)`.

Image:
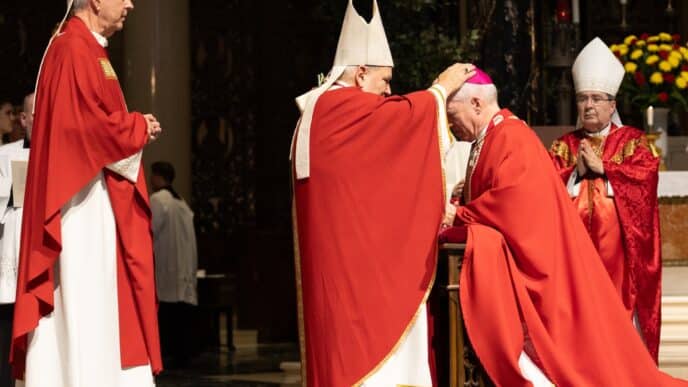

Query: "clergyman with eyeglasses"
(550, 37), (662, 362)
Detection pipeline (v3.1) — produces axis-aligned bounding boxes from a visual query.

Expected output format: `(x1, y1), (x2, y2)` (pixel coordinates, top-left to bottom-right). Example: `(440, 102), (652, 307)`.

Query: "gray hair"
(338, 66), (358, 82)
(71, 0), (89, 13)
(451, 83), (498, 105)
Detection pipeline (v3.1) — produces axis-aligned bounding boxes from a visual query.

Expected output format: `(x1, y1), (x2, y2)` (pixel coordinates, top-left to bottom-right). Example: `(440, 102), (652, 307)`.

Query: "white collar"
(91, 31), (108, 47)
(584, 122), (611, 138)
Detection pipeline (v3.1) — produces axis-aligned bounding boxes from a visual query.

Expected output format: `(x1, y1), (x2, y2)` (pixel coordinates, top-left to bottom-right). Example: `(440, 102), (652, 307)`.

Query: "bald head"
(447, 83), (500, 141)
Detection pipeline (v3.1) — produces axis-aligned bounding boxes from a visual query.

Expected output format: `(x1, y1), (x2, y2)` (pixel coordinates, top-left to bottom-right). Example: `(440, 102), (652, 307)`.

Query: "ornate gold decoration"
(587, 136), (605, 158)
(610, 138), (647, 164)
(98, 58), (118, 80)
(643, 131), (669, 171)
(550, 140), (575, 167)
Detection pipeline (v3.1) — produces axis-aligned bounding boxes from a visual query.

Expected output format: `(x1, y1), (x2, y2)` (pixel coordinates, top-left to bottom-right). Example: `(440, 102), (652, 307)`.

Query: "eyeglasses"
(575, 95), (614, 105)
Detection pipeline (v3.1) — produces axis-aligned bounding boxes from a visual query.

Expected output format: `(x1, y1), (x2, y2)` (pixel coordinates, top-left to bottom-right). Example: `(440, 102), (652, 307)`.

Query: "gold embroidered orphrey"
(98, 58), (118, 80)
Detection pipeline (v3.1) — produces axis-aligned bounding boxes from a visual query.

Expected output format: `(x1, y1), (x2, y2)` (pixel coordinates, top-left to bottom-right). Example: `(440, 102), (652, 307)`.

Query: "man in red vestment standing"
(11, 1), (162, 386)
(442, 68), (685, 386)
(291, 1), (475, 386)
(550, 37), (662, 361)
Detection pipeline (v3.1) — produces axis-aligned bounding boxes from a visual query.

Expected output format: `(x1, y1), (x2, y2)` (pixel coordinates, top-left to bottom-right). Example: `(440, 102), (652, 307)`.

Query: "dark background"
(0, 0), (685, 344)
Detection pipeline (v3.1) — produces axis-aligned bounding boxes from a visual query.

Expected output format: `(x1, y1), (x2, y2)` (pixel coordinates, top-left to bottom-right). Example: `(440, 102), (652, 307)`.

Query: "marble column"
(122, 0), (191, 200)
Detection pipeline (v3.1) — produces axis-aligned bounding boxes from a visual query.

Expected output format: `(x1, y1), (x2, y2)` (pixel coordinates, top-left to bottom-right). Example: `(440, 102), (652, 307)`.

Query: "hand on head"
(144, 114), (162, 143)
(437, 63), (476, 95)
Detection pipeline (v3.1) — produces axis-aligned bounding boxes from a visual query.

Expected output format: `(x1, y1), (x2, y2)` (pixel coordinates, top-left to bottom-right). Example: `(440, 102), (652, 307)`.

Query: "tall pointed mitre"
(572, 37), (624, 96)
(572, 37), (625, 127)
(292, 0), (394, 180)
(333, 0), (394, 67)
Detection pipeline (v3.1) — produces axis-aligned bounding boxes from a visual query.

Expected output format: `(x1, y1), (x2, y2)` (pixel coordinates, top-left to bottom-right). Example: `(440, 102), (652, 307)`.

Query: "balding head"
(447, 83), (500, 141)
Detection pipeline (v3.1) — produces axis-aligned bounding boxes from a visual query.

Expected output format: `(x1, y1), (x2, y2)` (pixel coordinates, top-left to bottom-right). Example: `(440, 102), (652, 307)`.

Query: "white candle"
(572, 0), (580, 24)
(647, 105), (654, 126)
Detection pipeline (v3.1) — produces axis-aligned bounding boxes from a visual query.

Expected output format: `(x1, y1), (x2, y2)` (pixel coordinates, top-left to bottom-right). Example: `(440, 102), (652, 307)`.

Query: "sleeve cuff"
(429, 84), (448, 101)
(107, 151), (142, 183)
(566, 169), (581, 197)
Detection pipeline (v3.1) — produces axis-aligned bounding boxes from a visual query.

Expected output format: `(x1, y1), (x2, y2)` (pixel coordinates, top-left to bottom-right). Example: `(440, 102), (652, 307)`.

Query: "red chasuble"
(550, 125), (661, 361)
(452, 110), (684, 386)
(11, 17), (161, 377)
(293, 86), (444, 386)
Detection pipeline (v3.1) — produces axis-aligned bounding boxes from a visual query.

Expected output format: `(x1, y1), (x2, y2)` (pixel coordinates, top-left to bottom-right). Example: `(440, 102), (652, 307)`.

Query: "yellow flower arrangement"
(611, 32), (688, 109)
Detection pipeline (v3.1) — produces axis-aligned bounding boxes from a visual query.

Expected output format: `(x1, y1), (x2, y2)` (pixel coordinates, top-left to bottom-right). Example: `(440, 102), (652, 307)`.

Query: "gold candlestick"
(645, 129), (667, 171)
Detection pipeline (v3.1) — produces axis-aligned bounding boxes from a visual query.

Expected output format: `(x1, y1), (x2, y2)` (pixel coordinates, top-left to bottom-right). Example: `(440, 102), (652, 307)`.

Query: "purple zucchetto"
(466, 68), (493, 85)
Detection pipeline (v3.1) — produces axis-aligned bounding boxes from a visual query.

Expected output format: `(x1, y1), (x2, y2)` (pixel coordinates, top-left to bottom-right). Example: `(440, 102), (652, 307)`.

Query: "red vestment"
(450, 110), (684, 386)
(293, 86), (444, 386)
(11, 17), (162, 378)
(550, 125), (661, 360)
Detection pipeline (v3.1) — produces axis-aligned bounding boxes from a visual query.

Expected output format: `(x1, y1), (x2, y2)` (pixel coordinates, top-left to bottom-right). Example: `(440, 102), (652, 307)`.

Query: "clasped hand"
(577, 139), (604, 175)
(144, 114), (162, 143)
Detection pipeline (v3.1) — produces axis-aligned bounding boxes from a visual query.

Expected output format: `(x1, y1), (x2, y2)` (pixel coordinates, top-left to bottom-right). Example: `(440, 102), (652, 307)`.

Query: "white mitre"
(572, 37), (625, 127)
(291, 0), (394, 180)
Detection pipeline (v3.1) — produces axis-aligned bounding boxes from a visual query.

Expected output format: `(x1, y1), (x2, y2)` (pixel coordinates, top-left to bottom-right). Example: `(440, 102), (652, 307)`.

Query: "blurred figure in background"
(150, 161), (198, 369)
(0, 91), (32, 387)
(0, 101), (16, 145)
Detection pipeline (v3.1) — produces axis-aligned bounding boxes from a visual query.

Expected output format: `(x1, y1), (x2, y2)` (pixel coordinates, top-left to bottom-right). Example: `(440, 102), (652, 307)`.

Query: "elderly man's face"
(99, 0), (134, 37)
(576, 91), (616, 132)
(357, 66), (392, 97)
(447, 99), (479, 141)
(0, 103), (15, 135)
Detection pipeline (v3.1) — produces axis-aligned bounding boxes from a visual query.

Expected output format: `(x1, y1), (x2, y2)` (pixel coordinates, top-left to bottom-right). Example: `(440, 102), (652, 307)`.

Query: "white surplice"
(444, 141), (471, 202)
(361, 304), (433, 387)
(0, 140), (27, 304)
(150, 189), (197, 305)
(18, 172), (154, 387)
